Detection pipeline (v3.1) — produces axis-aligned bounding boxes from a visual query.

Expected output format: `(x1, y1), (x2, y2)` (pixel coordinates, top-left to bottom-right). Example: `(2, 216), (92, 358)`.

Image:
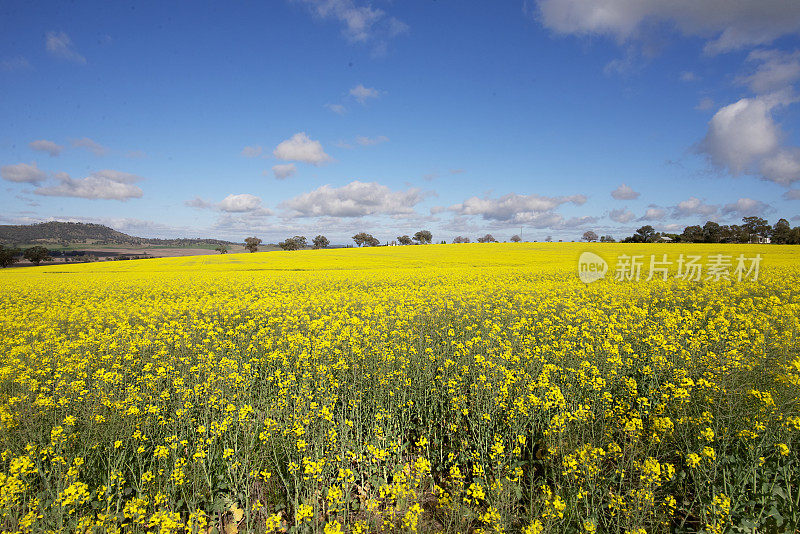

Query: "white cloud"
(680, 71), (698, 81)
(71, 137), (109, 156)
(699, 99), (777, 174)
(355, 135), (389, 146)
(126, 150), (146, 159)
(295, 0), (407, 51)
(1, 56), (31, 71)
(698, 96), (800, 185)
(1, 162), (47, 184)
(783, 189), (800, 200)
(241, 145), (263, 158)
(721, 197), (772, 217)
(218, 193), (263, 213)
(273, 132), (332, 166)
(695, 97), (715, 110)
(45, 31), (86, 63)
(325, 103), (347, 115)
(185, 197), (214, 209)
(349, 84), (380, 104)
(562, 215), (599, 228)
(761, 148), (800, 185)
(640, 206), (667, 220)
(186, 194), (272, 215)
(281, 181), (429, 218)
(34, 170), (143, 200)
(448, 193), (587, 225)
(738, 49), (800, 94)
(272, 163), (297, 180)
(673, 197), (718, 218)
(611, 183), (640, 199)
(534, 0), (800, 54)
(29, 139), (64, 157)
(609, 208), (636, 223)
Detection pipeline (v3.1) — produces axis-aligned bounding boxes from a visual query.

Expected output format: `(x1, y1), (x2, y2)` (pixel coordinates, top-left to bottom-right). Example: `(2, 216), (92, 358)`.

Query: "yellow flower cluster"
(0, 242), (798, 532)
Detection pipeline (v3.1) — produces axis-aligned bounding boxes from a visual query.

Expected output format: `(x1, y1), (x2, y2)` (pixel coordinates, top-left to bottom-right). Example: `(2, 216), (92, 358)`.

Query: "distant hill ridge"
(0, 221), (235, 247)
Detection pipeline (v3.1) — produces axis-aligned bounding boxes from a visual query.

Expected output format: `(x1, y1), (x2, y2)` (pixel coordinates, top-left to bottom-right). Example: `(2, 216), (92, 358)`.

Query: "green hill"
(0, 222), (235, 247)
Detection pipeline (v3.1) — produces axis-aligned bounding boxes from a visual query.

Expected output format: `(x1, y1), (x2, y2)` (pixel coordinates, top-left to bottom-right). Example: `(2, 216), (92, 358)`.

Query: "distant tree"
(742, 216), (771, 242)
(702, 221), (722, 243)
(599, 235), (615, 242)
(717, 225), (733, 243)
(278, 236), (307, 251)
(628, 225), (658, 243)
(681, 225), (704, 243)
(771, 218), (792, 244)
(215, 245), (228, 254)
(412, 230), (433, 244)
(397, 235), (413, 246)
(510, 234), (522, 242)
(788, 226), (800, 245)
(312, 235), (330, 249)
(353, 232), (379, 247)
(244, 237), (262, 253)
(452, 236), (470, 244)
(582, 230), (599, 242)
(23, 246), (52, 265)
(477, 234), (497, 243)
(545, 235), (552, 242)
(0, 245), (20, 268)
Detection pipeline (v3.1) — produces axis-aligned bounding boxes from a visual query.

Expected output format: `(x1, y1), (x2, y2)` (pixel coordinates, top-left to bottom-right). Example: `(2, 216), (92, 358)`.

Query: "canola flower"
(0, 242), (798, 532)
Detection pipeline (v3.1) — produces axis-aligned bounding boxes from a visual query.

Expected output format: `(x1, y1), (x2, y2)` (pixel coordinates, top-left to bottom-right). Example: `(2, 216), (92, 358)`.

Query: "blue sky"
(2, 0), (800, 243)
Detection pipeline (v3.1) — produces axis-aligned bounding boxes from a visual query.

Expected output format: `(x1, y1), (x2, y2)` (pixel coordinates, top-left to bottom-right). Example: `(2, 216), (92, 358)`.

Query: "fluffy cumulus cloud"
(640, 206), (667, 220)
(721, 197), (772, 217)
(273, 132), (332, 166)
(45, 31), (86, 63)
(218, 193), (263, 213)
(672, 197), (718, 218)
(29, 139), (64, 157)
(349, 84), (380, 104)
(34, 170), (143, 200)
(281, 181), (429, 218)
(1, 162), (47, 184)
(447, 193), (587, 226)
(611, 183), (640, 199)
(186, 194), (272, 215)
(760, 148), (800, 185)
(272, 163), (297, 180)
(534, 0), (800, 54)
(241, 145), (263, 158)
(609, 208), (636, 223)
(71, 137), (109, 156)
(295, 0), (407, 52)
(698, 96), (800, 185)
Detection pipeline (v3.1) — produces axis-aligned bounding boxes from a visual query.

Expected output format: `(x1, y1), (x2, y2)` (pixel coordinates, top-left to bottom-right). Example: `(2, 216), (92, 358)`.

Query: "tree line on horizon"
(581, 216), (800, 244)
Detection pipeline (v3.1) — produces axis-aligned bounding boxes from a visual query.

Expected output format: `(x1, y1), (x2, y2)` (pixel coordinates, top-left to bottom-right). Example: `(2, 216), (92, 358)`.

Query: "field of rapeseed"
(1, 243), (798, 533)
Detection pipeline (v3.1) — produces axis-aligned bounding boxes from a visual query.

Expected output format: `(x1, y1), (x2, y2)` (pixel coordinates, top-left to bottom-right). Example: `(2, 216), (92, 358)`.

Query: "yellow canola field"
(0, 243), (798, 533)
